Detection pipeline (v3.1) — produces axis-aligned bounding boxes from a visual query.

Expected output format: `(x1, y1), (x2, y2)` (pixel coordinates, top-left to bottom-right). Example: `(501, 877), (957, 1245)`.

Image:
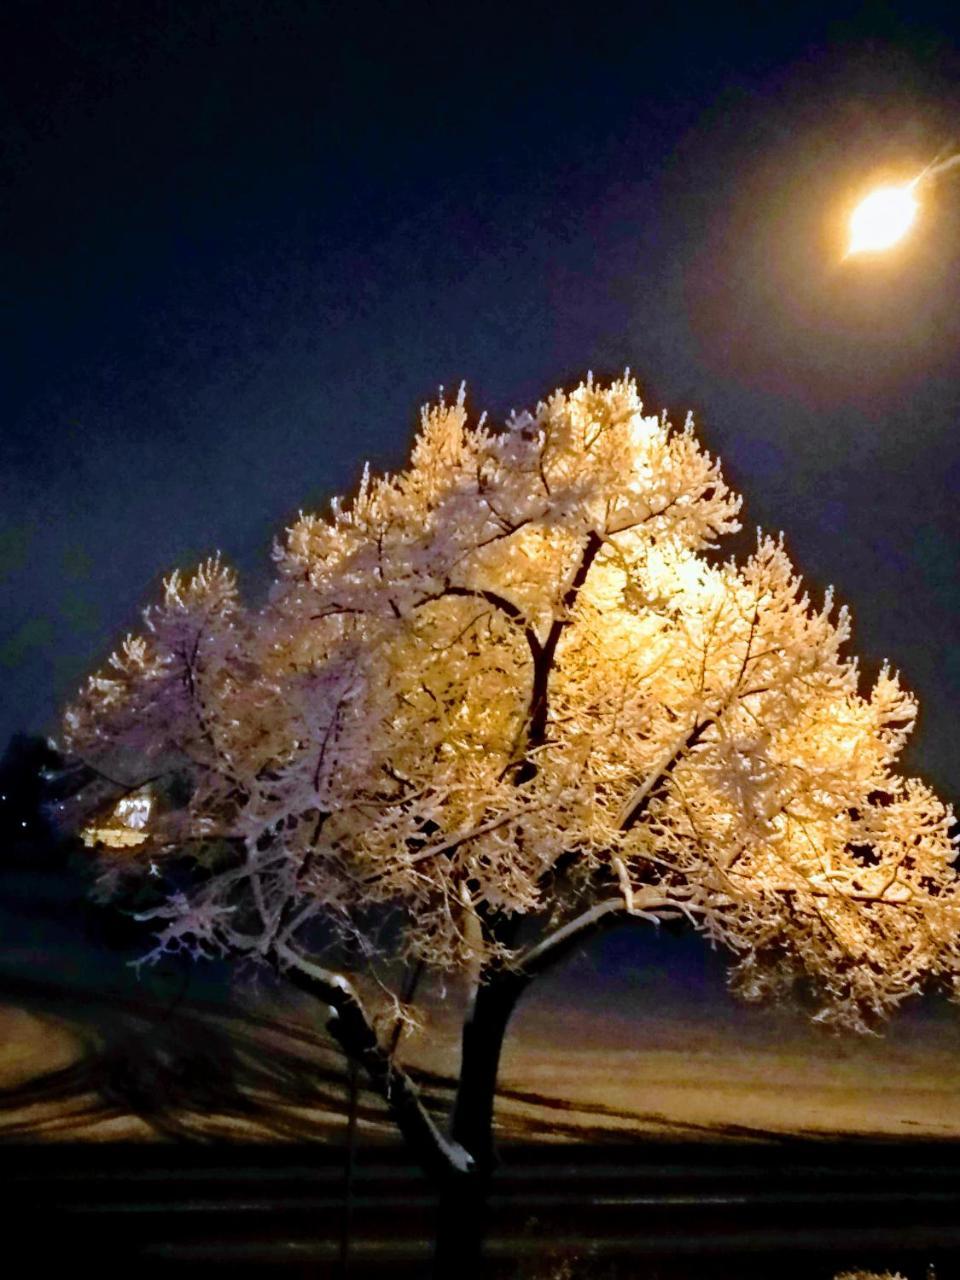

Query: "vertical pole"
(339, 1056), (359, 1280)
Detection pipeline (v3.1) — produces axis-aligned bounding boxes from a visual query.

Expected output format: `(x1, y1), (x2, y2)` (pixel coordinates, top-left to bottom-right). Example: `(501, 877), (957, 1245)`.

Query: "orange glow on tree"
(58, 374), (960, 1224)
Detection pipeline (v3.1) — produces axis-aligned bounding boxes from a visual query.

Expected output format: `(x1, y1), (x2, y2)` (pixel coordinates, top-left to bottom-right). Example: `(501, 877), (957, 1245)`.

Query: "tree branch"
(618, 717), (711, 831)
(515, 889), (703, 978)
(179, 631), (247, 792)
(513, 530), (603, 784)
(516, 897), (630, 975)
(416, 584), (541, 659)
(273, 941), (473, 1179)
(617, 611), (771, 833)
(362, 810), (528, 885)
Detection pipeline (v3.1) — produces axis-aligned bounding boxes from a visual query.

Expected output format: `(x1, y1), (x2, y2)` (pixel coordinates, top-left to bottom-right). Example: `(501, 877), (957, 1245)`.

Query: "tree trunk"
(433, 1169), (492, 1280)
(431, 970), (527, 1278)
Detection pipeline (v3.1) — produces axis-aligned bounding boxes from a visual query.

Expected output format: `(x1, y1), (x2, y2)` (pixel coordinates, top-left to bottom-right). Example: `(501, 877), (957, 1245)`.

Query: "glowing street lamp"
(846, 183), (918, 256)
(844, 147), (960, 258)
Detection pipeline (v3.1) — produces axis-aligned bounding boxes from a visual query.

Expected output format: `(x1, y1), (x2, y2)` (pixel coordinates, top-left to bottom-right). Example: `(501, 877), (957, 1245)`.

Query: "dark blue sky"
(3, 0), (960, 804)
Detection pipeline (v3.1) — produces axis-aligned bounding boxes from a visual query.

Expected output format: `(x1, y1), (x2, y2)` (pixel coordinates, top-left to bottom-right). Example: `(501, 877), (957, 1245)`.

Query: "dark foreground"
(4, 1139), (960, 1279)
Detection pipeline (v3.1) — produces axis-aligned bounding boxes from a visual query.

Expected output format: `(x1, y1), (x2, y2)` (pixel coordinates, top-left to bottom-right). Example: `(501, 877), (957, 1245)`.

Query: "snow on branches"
(61, 374), (959, 1030)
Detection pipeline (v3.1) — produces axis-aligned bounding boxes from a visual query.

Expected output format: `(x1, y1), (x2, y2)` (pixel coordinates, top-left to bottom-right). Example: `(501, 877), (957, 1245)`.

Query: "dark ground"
(2, 865), (960, 1277)
(3, 1138), (960, 1279)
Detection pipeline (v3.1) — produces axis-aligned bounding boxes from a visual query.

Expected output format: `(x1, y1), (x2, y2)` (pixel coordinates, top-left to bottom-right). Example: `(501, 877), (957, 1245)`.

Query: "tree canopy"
(61, 374), (958, 1035)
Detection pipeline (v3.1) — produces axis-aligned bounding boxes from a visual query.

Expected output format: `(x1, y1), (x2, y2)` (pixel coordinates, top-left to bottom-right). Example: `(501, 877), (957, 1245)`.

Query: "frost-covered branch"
(60, 373), (959, 1033)
(273, 941), (473, 1178)
(517, 887), (706, 977)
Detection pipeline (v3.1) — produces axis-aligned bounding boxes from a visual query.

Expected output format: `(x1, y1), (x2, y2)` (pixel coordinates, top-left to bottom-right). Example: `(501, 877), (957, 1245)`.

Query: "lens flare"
(846, 184), (918, 256)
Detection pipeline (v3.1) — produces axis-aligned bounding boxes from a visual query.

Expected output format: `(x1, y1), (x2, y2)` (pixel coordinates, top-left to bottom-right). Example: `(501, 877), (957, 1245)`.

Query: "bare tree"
(58, 375), (959, 1275)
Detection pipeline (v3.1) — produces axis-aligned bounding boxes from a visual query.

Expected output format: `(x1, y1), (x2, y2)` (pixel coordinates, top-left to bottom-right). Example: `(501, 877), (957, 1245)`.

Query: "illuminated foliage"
(62, 374), (959, 1037)
(58, 372), (960, 1259)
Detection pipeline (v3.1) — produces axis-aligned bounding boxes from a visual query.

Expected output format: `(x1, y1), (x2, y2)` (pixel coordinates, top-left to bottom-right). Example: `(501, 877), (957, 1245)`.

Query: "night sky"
(4, 0), (960, 815)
